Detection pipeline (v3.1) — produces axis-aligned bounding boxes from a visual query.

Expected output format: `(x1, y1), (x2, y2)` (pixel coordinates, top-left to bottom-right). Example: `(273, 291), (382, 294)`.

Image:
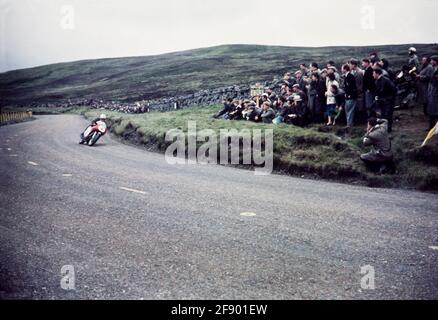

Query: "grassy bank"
(77, 105), (438, 191)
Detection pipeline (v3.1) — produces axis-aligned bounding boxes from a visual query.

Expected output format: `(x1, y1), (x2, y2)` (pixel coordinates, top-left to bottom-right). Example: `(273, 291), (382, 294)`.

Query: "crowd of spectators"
(214, 48), (438, 137)
(213, 47), (438, 173)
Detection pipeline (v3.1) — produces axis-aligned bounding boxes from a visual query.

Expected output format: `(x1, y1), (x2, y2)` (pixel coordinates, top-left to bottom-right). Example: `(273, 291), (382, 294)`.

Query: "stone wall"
(20, 80), (281, 114)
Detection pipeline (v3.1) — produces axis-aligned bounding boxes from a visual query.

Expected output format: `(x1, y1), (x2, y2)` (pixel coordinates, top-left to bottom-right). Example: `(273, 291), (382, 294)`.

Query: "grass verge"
(74, 105), (438, 192)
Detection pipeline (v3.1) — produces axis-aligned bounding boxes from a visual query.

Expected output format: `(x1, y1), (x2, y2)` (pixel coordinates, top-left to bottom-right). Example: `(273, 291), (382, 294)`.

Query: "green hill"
(1, 43), (438, 104)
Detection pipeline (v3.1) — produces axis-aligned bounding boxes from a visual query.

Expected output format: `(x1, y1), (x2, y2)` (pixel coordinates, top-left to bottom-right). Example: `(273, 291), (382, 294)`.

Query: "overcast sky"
(0, 0), (437, 72)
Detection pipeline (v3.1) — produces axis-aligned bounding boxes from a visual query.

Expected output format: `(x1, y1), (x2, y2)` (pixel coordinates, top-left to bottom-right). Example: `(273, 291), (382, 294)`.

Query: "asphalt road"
(0, 115), (437, 300)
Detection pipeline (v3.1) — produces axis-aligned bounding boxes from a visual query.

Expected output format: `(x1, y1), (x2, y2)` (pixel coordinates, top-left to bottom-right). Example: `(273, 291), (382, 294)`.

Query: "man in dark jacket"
(373, 68), (397, 133)
(308, 72), (326, 123)
(362, 58), (376, 117)
(426, 55), (438, 130)
(295, 71), (308, 93)
(342, 64), (358, 129)
(213, 98), (234, 119)
(285, 95), (309, 127)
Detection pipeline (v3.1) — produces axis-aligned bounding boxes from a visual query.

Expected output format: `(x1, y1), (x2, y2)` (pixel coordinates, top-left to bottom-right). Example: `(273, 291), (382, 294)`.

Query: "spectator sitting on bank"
(241, 100), (254, 120)
(265, 88), (277, 102)
(273, 95), (287, 111)
(273, 99), (290, 125)
(244, 101), (262, 122)
(259, 102), (276, 124)
(228, 100), (244, 120)
(285, 95), (309, 127)
(213, 98), (234, 119)
(280, 83), (292, 97)
(261, 93), (272, 105)
(360, 117), (394, 174)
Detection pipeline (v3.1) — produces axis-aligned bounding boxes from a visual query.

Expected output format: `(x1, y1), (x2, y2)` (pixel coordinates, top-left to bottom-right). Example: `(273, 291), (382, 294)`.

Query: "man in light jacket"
(360, 117), (394, 174)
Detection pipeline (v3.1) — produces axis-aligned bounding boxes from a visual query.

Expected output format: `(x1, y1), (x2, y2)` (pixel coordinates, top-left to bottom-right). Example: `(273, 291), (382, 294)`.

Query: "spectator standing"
(300, 64), (310, 77)
(362, 58), (376, 116)
(308, 72), (325, 123)
(373, 68), (397, 133)
(295, 71), (307, 93)
(350, 59), (365, 122)
(417, 57), (434, 115)
(310, 62), (321, 75)
(342, 64), (358, 130)
(408, 47), (420, 74)
(426, 56), (438, 130)
(325, 73), (339, 125)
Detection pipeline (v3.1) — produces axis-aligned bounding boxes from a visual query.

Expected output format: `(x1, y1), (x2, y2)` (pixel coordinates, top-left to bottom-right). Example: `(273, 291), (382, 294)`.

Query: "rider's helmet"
(408, 47), (417, 54)
(99, 114), (107, 120)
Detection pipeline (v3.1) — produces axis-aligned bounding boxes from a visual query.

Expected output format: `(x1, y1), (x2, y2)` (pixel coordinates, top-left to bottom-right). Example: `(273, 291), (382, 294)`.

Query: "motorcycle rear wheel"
(88, 133), (101, 146)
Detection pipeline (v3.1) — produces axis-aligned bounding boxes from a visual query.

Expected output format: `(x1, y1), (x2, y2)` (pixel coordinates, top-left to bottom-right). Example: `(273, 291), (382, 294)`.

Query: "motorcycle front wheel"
(88, 132), (101, 146)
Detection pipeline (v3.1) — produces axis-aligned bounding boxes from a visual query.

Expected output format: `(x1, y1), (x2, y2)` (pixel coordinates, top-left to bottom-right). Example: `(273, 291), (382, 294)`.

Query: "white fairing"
(83, 126), (93, 138)
(97, 121), (107, 133)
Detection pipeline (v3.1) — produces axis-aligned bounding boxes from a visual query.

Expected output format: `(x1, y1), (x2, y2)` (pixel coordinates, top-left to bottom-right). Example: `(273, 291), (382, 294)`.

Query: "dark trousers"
(377, 100), (394, 133)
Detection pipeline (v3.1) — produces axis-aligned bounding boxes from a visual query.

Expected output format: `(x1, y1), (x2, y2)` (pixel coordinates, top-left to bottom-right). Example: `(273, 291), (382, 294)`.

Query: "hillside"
(1, 43), (438, 105)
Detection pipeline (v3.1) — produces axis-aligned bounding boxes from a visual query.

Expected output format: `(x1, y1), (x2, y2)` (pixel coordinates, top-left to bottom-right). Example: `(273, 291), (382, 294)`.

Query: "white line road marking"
(9, 154), (18, 157)
(7, 148), (12, 151)
(27, 161), (38, 166)
(240, 212), (257, 217)
(119, 186), (147, 195)
(429, 246), (438, 251)
(62, 174), (73, 177)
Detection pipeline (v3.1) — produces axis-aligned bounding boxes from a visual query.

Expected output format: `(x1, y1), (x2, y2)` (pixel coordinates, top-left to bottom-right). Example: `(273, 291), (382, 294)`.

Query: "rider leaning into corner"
(81, 113), (107, 143)
(91, 114), (107, 126)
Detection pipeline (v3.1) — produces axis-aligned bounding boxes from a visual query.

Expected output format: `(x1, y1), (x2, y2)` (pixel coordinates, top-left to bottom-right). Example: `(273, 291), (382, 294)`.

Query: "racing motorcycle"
(79, 120), (107, 146)
(394, 66), (417, 111)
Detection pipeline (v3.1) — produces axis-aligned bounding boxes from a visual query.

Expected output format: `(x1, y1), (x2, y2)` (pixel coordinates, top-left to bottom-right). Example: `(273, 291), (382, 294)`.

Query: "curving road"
(0, 115), (437, 300)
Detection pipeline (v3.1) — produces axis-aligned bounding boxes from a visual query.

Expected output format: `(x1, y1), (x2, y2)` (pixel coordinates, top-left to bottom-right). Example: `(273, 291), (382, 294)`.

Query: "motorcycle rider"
(91, 113), (107, 125)
(80, 114), (107, 143)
